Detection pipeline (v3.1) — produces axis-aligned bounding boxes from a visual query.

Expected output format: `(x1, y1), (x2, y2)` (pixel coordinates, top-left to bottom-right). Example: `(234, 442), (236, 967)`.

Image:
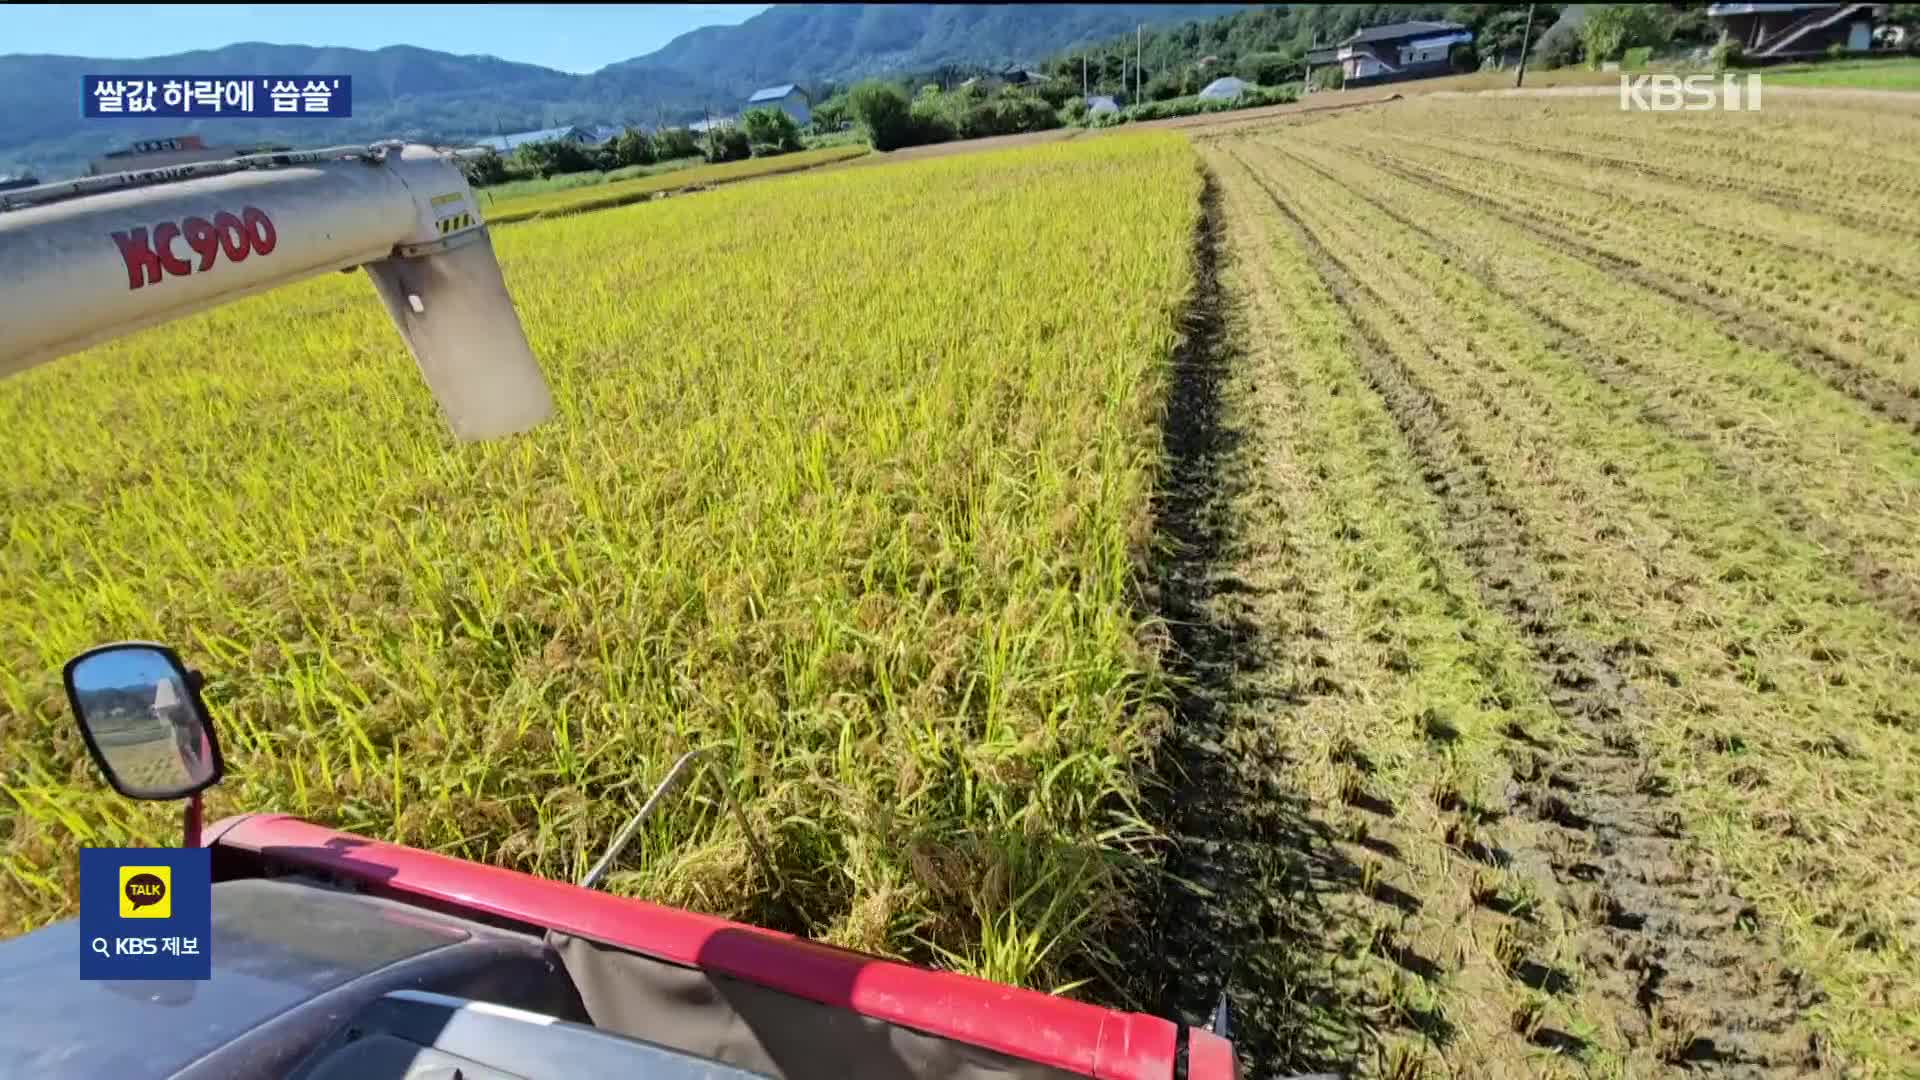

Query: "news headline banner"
(84, 76), (352, 118)
(78, 847), (212, 980)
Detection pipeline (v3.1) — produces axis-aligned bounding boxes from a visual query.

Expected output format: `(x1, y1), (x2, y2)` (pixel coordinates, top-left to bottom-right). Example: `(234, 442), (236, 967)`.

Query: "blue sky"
(1, 4), (773, 73)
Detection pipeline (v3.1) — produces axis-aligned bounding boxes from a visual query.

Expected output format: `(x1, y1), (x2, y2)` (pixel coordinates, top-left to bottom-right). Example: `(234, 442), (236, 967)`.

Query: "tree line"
(463, 2), (1920, 184)
(460, 106), (807, 185)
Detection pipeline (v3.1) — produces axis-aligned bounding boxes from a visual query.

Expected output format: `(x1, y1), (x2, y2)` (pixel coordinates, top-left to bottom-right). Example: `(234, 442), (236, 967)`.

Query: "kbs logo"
(1620, 73), (1762, 112)
(111, 206), (278, 290)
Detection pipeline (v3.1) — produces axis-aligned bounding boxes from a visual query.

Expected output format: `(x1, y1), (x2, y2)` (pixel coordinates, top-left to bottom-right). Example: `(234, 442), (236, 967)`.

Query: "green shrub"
(703, 127), (750, 164)
(652, 127), (701, 160)
(809, 94), (851, 132)
(907, 96), (958, 144)
(1094, 85), (1298, 127)
(1144, 72), (1186, 101)
(459, 150), (509, 188)
(511, 138), (598, 179)
(850, 80), (917, 151)
(741, 107), (803, 156)
(1237, 51), (1299, 85)
(1582, 4), (1671, 67)
(1623, 46), (1654, 70)
(1030, 79), (1075, 108)
(959, 94), (1060, 139)
(1534, 22), (1586, 70)
(607, 127), (655, 169)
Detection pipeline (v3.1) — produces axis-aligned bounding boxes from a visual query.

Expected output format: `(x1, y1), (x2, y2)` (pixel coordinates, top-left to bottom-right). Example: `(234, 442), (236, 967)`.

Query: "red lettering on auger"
(111, 226), (162, 289)
(113, 206), (278, 290)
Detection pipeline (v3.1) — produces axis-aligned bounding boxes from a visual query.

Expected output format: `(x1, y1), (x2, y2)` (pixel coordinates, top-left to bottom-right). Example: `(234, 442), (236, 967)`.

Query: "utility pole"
(1135, 23), (1143, 102)
(1515, 2), (1537, 88)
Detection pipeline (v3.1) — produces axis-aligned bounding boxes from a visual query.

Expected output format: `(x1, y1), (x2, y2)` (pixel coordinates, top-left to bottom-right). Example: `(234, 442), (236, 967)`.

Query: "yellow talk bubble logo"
(119, 865), (171, 919)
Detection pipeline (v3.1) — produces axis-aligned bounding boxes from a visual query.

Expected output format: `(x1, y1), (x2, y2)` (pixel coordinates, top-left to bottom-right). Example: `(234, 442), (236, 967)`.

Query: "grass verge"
(486, 145), (871, 223)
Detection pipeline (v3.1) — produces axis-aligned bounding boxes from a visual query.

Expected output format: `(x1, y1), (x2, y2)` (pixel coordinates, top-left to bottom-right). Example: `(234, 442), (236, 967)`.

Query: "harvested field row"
(1339, 144), (1920, 439)
(1418, 107), (1920, 222)
(1164, 95), (1920, 1078)
(1263, 135), (1920, 620)
(1459, 133), (1920, 250)
(1349, 135), (1920, 398)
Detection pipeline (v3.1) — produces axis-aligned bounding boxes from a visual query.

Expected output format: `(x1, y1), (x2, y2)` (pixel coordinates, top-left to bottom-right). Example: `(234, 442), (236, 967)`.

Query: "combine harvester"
(0, 143), (1276, 1079)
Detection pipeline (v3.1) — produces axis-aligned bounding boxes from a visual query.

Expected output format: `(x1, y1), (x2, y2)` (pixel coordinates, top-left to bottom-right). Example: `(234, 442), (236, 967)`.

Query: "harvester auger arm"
(0, 141), (553, 441)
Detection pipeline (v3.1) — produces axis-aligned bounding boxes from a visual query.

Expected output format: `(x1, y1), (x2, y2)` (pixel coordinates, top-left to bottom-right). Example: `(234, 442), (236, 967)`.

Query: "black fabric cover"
(547, 930), (1089, 1080)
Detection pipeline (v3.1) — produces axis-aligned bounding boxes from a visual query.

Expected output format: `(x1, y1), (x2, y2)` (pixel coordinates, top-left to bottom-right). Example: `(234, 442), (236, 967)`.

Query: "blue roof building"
(471, 125), (604, 154)
(744, 84), (811, 126)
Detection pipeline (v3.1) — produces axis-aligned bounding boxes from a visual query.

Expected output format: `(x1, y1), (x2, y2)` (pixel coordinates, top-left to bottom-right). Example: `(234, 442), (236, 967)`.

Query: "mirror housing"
(62, 642), (224, 801)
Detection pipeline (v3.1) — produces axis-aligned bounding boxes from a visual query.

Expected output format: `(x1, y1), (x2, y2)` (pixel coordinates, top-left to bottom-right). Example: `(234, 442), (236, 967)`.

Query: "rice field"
(5, 81), (1919, 1080)
(0, 132), (1202, 1002)
(1162, 93), (1920, 1076)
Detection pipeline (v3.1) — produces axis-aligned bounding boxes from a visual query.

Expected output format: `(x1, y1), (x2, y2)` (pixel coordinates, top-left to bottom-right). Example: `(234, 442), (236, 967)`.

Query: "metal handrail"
(0, 143), (391, 213)
(0, 140), (493, 214)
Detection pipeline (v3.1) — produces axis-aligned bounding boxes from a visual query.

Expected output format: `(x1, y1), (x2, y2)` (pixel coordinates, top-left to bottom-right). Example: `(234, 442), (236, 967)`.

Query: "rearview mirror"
(63, 643), (223, 800)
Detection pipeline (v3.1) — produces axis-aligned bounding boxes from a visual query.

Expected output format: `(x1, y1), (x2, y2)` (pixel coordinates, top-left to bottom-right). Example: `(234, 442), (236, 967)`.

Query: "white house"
(1334, 20), (1473, 86)
(1707, 4), (1880, 57)
(1086, 95), (1121, 116)
(746, 84), (811, 126)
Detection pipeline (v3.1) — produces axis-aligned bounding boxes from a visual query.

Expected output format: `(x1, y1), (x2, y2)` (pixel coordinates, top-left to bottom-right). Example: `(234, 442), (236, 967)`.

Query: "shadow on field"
(1109, 172), (1378, 1076)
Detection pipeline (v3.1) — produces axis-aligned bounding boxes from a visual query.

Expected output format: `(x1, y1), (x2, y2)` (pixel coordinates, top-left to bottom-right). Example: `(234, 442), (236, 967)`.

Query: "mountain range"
(0, 4), (1246, 178)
